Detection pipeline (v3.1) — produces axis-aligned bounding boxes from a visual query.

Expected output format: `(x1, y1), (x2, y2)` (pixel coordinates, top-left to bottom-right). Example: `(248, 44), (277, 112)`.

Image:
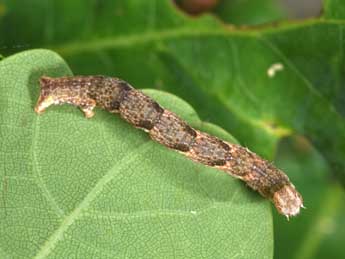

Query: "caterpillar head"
(34, 76), (57, 114)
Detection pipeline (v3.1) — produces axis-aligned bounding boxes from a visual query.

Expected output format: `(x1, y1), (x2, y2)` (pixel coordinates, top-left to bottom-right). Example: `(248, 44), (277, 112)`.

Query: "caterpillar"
(35, 75), (303, 218)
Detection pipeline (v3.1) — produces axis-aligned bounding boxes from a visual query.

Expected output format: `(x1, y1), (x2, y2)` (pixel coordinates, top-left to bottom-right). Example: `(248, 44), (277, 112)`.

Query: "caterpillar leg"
(35, 94), (96, 118)
(80, 99), (96, 118)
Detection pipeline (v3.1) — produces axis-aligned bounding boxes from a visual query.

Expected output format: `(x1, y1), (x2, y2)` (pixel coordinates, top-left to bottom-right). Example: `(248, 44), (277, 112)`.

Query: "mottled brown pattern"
(188, 131), (231, 166)
(35, 75), (303, 218)
(150, 110), (196, 151)
(223, 145), (290, 197)
(119, 89), (164, 130)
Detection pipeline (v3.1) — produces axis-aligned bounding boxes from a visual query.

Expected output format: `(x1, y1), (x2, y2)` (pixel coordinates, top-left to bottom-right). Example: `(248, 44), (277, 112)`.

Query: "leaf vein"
(33, 141), (153, 259)
(32, 116), (65, 217)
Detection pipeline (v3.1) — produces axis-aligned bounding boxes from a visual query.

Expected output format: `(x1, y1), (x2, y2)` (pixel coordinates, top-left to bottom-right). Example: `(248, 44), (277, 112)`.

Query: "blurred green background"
(1, 0), (344, 258)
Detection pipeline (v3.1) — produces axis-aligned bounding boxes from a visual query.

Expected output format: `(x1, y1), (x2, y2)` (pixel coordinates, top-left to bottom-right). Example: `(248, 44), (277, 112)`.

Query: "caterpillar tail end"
(273, 184), (303, 219)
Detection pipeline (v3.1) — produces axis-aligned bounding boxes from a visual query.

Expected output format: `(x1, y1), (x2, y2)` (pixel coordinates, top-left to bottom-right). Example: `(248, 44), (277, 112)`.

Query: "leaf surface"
(0, 49), (272, 258)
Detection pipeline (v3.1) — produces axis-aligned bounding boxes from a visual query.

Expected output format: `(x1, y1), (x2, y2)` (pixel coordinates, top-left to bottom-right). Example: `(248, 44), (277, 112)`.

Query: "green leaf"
(323, 0), (345, 19)
(0, 50), (272, 258)
(168, 20), (345, 182)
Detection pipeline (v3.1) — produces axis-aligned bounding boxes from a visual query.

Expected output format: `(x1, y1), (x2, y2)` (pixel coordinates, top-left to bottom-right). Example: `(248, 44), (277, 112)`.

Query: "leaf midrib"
(52, 19), (345, 56)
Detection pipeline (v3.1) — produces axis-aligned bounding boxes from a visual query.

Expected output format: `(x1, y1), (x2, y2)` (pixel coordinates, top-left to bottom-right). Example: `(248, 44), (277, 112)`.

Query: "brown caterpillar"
(35, 75), (303, 218)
